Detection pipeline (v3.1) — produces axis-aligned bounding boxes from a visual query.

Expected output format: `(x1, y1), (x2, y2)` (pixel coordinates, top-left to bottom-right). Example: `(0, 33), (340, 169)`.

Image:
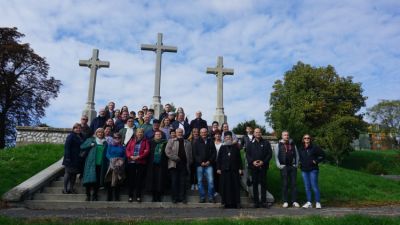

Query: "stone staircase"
(24, 176), (253, 209)
(3, 158), (274, 209)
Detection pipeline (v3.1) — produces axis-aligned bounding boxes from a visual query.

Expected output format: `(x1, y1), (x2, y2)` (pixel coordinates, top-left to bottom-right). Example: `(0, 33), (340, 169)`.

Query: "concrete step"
(33, 193), (253, 203)
(40, 186), (240, 197)
(24, 200), (254, 209)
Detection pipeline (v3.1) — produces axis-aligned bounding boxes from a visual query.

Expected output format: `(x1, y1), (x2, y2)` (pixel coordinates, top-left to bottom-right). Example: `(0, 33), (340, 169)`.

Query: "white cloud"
(1, 0), (399, 131)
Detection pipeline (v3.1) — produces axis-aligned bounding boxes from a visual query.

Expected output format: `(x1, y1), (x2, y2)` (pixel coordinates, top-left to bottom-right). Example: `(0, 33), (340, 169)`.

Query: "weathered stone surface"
(16, 126), (71, 145)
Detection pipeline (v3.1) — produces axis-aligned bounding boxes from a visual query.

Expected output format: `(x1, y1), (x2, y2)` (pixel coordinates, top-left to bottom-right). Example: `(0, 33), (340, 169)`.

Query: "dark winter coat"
(189, 118), (208, 130)
(145, 139), (168, 191)
(62, 132), (84, 169)
(298, 144), (325, 172)
(193, 137), (217, 167)
(246, 138), (272, 170)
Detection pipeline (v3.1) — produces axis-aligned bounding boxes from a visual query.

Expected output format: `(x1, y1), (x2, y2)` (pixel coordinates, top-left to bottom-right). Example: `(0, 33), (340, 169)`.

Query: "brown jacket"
(165, 138), (193, 172)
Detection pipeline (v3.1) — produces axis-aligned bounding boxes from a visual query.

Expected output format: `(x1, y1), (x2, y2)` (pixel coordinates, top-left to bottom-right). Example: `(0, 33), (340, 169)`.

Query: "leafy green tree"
(0, 27), (61, 148)
(367, 100), (400, 134)
(232, 119), (267, 135)
(266, 61), (367, 164)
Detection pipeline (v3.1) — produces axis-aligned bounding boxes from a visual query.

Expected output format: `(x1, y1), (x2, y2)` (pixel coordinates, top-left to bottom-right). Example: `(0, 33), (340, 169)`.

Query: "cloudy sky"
(1, 0), (399, 130)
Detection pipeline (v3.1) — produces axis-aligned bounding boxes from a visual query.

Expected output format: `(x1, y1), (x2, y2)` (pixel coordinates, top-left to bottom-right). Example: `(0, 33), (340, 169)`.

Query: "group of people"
(62, 102), (325, 209)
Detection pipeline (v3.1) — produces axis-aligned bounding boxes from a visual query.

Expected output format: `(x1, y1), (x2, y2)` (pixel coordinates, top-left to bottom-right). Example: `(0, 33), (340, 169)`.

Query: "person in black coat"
(62, 123), (84, 194)
(189, 111), (208, 131)
(90, 109), (107, 132)
(298, 134), (325, 209)
(145, 130), (168, 202)
(193, 128), (216, 203)
(217, 131), (243, 208)
(246, 128), (272, 208)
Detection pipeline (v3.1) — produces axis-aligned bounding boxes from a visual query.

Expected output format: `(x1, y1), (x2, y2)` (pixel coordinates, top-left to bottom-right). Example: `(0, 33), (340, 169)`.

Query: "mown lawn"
(0, 144), (63, 196)
(340, 150), (400, 175)
(1, 215), (400, 225)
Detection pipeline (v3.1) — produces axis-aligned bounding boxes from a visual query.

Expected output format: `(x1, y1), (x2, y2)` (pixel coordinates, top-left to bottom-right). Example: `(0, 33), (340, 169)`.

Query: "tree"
(0, 27), (61, 149)
(266, 61), (367, 164)
(367, 100), (400, 134)
(232, 119), (267, 135)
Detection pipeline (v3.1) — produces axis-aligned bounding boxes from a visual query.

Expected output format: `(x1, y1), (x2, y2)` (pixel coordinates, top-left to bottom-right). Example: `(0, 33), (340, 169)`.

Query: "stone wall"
(16, 126), (71, 145)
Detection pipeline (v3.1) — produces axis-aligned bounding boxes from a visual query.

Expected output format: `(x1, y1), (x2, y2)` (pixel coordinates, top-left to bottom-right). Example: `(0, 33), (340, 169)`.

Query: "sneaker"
(316, 202), (322, 209)
(292, 202), (300, 208)
(194, 185), (198, 190)
(199, 198), (206, 203)
(191, 184), (195, 190)
(282, 202), (289, 208)
(302, 202), (312, 209)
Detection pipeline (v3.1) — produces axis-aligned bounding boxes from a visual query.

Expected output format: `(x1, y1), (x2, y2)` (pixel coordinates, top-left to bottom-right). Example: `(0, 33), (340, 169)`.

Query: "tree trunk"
(0, 113), (6, 149)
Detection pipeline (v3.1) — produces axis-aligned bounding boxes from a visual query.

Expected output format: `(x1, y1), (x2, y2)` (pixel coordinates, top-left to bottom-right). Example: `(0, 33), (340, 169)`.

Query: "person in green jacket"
(80, 127), (108, 201)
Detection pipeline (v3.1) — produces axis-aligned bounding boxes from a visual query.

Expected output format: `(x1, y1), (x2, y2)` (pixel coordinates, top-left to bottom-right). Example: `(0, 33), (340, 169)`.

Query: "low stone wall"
(16, 126), (71, 145)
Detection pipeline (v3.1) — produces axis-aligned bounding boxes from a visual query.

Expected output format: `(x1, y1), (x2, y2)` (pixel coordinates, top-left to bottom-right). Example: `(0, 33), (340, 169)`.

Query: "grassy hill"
(0, 144), (63, 196)
(340, 150), (400, 175)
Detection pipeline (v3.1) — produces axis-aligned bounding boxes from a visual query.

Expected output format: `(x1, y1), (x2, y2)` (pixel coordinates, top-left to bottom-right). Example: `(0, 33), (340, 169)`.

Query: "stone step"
(40, 186), (241, 197)
(33, 193), (253, 203)
(24, 200), (254, 209)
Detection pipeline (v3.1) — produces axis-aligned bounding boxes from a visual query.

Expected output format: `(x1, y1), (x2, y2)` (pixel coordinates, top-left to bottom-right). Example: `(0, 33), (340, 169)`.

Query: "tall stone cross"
(141, 33), (177, 119)
(206, 56), (234, 125)
(79, 49), (110, 123)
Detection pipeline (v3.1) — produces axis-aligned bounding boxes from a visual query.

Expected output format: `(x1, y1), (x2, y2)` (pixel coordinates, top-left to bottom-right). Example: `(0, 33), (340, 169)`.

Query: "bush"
(365, 161), (388, 175)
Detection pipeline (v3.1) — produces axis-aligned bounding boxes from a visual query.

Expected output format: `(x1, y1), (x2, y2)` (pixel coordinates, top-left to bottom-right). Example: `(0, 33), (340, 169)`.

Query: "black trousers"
(126, 163), (146, 198)
(280, 166), (297, 203)
(169, 164), (188, 202)
(251, 168), (267, 204)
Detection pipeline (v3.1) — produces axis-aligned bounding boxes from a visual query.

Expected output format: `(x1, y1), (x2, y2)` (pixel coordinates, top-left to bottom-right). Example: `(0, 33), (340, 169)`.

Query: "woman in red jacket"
(125, 128), (150, 202)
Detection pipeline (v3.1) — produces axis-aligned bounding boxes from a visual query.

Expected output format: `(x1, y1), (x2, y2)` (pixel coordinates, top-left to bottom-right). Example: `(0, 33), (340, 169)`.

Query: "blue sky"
(1, 0), (399, 130)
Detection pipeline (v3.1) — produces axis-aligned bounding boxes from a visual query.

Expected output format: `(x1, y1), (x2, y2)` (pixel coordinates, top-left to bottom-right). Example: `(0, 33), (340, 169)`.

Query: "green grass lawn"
(340, 150), (400, 175)
(0, 144), (63, 196)
(1, 215), (400, 225)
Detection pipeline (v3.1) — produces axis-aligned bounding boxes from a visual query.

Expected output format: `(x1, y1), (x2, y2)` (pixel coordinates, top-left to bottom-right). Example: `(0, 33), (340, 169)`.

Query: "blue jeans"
(197, 166), (215, 200)
(301, 170), (320, 202)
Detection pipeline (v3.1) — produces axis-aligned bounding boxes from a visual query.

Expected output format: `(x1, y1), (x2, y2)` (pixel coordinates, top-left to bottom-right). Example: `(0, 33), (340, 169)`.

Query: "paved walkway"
(1, 205), (400, 220)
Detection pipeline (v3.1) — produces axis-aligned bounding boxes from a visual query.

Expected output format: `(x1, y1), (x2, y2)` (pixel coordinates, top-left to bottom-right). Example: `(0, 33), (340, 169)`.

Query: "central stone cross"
(79, 49), (110, 122)
(141, 33), (177, 119)
(206, 56), (234, 125)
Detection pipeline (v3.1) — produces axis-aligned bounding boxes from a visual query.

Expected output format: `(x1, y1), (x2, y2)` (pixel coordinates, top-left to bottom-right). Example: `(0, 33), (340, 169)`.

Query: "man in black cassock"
(217, 131), (243, 208)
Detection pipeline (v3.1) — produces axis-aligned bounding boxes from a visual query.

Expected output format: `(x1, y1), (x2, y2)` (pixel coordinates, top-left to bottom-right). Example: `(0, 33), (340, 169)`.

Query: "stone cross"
(206, 56), (234, 125)
(79, 49), (110, 123)
(141, 33), (177, 119)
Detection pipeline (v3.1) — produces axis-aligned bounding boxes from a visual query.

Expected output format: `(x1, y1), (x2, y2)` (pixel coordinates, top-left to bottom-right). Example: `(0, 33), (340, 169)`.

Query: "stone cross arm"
(140, 44), (177, 53)
(206, 67), (234, 76)
(79, 49), (110, 69)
